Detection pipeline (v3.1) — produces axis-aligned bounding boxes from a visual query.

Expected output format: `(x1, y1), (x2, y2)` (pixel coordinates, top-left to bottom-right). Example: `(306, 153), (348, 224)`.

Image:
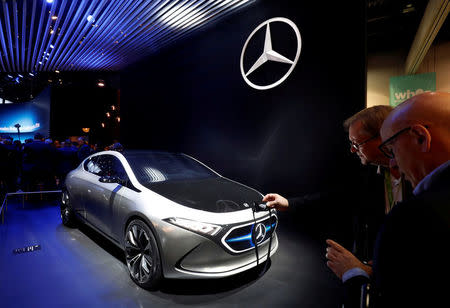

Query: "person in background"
(0, 136), (9, 198)
(109, 141), (124, 152)
(77, 136), (91, 162)
(53, 139), (61, 148)
(21, 133), (57, 191)
(56, 139), (79, 188)
(0, 136), (20, 192)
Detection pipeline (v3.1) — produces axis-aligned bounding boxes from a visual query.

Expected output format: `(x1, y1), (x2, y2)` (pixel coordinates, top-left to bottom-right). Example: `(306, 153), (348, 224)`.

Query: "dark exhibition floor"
(0, 196), (343, 308)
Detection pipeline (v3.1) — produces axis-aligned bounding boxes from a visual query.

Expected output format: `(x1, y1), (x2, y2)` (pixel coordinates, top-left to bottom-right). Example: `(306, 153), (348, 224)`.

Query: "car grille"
(222, 214), (278, 253)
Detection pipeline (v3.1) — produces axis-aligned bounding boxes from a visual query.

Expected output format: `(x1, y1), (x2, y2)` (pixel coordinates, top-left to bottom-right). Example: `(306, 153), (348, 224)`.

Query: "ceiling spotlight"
(402, 4), (415, 13)
(111, 105), (116, 110)
(101, 123), (105, 128)
(87, 15), (95, 23)
(50, 44), (54, 49)
(52, 16), (58, 20)
(106, 112), (110, 117)
(46, 0), (54, 3)
(55, 70), (60, 73)
(97, 80), (105, 87)
(29, 72), (35, 76)
(116, 117), (120, 123)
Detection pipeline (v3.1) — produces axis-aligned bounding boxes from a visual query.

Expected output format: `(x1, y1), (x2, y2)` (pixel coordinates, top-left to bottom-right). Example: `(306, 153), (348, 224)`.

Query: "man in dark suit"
(372, 91), (450, 307)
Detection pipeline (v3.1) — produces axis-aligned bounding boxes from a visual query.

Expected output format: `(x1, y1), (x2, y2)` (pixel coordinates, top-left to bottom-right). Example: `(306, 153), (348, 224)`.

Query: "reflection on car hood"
(143, 177), (261, 213)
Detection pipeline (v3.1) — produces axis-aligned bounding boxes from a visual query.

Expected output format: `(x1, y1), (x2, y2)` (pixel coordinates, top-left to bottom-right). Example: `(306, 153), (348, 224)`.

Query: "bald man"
(372, 92), (450, 307)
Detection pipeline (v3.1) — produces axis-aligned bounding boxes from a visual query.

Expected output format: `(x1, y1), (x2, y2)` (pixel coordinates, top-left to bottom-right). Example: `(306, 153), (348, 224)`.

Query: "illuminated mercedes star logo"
(254, 223), (267, 244)
(240, 17), (302, 90)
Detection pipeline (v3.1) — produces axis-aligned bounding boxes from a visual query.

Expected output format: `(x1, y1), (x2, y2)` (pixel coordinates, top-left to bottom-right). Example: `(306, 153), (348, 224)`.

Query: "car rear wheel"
(125, 219), (162, 290)
(60, 189), (76, 227)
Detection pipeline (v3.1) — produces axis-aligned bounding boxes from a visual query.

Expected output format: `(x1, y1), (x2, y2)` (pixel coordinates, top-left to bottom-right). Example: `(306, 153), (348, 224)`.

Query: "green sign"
(389, 72), (436, 106)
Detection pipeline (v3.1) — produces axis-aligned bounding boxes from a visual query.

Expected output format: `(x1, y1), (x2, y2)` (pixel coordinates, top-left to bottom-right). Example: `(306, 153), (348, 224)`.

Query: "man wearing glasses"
(371, 91), (450, 307)
(263, 105), (411, 307)
(327, 105), (412, 307)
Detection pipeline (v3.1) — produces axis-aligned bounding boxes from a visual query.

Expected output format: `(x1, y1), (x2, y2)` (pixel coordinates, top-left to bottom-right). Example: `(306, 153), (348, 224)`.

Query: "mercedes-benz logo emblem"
(240, 17), (302, 90)
(254, 223), (267, 244)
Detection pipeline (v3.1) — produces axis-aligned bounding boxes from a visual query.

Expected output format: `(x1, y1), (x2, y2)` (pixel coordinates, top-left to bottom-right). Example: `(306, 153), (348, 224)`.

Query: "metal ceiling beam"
(0, 0), (252, 72)
(405, 0), (450, 74)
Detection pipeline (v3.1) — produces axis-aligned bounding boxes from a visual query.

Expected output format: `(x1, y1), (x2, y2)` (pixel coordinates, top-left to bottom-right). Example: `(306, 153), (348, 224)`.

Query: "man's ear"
(410, 124), (431, 152)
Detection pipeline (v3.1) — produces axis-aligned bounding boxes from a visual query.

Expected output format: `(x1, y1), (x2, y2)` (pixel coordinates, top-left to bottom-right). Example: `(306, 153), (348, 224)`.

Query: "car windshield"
(124, 151), (218, 184)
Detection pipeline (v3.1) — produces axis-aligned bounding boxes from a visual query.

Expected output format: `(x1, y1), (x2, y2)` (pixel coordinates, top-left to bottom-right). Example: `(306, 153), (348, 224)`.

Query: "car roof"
(122, 149), (184, 157)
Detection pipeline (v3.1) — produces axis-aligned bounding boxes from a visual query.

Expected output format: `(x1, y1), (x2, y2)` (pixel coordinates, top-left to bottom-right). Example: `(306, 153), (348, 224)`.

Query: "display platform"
(0, 196), (343, 307)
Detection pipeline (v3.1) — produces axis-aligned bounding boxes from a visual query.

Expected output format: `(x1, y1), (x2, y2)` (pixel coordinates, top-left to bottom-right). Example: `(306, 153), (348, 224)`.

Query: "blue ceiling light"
(86, 15), (95, 23)
(0, 0), (253, 72)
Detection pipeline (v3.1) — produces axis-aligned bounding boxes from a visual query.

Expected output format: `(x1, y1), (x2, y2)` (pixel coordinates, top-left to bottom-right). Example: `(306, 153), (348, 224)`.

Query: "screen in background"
(0, 87), (51, 141)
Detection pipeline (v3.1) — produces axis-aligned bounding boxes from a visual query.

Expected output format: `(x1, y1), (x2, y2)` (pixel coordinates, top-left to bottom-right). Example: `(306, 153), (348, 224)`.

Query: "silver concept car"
(61, 150), (278, 289)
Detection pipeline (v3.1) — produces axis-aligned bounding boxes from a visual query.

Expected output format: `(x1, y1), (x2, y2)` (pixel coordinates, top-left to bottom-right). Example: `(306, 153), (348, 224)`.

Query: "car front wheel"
(60, 189), (76, 227)
(124, 219), (162, 290)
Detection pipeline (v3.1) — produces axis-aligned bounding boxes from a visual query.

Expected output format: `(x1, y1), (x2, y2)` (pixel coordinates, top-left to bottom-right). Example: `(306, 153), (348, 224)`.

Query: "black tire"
(124, 219), (162, 290)
(60, 189), (76, 227)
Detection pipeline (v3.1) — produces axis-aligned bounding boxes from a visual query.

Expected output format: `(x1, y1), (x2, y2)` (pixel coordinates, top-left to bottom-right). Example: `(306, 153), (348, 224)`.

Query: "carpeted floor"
(0, 195), (344, 308)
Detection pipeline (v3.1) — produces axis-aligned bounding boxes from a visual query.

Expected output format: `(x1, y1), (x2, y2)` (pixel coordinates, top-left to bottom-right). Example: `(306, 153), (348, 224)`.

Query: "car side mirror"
(99, 175), (124, 185)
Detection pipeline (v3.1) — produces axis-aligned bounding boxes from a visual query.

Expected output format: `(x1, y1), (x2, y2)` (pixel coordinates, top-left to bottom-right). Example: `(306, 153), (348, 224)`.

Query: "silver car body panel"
(65, 150), (278, 279)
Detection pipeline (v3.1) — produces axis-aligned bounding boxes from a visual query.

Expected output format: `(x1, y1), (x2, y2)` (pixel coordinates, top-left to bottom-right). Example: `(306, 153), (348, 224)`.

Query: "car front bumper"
(157, 216), (278, 279)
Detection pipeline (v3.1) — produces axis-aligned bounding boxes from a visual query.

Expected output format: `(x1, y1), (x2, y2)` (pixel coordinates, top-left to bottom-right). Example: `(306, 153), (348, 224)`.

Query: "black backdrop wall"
(120, 0), (367, 242)
(50, 72), (120, 145)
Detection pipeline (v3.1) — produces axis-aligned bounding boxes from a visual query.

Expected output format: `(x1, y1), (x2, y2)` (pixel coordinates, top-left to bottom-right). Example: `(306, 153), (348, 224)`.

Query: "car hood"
(143, 177), (262, 213)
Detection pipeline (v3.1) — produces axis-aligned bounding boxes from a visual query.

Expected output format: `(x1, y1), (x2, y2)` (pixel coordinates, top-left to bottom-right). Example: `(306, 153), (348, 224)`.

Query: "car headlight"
(165, 217), (222, 236)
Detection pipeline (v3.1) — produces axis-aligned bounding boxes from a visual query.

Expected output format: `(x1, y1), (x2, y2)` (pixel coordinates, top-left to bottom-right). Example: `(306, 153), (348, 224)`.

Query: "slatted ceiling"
(0, 0), (253, 72)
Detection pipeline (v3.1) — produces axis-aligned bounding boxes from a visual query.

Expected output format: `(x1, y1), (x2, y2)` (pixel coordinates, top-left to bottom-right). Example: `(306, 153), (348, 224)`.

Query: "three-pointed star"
(245, 23), (294, 77)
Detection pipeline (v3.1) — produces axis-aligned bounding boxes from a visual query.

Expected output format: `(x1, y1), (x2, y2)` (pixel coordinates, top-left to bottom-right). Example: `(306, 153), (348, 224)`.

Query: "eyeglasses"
(349, 133), (379, 151)
(378, 127), (411, 159)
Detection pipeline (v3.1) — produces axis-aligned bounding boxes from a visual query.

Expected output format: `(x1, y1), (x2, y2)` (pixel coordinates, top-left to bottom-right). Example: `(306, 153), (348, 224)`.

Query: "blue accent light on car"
(226, 223), (276, 244)
(0, 0), (253, 71)
(226, 233), (252, 243)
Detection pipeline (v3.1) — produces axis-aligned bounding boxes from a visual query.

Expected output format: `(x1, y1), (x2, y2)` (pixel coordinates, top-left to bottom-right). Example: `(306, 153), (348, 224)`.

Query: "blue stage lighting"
(0, 0), (253, 71)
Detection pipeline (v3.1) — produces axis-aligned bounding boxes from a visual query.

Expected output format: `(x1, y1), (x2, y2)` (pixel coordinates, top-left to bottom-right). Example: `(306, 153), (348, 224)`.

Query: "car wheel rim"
(125, 224), (154, 283)
(60, 191), (70, 223)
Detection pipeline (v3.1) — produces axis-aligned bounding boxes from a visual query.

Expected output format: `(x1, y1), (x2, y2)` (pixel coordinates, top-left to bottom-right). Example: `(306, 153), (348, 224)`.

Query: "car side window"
(101, 155), (128, 180)
(84, 156), (102, 175)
